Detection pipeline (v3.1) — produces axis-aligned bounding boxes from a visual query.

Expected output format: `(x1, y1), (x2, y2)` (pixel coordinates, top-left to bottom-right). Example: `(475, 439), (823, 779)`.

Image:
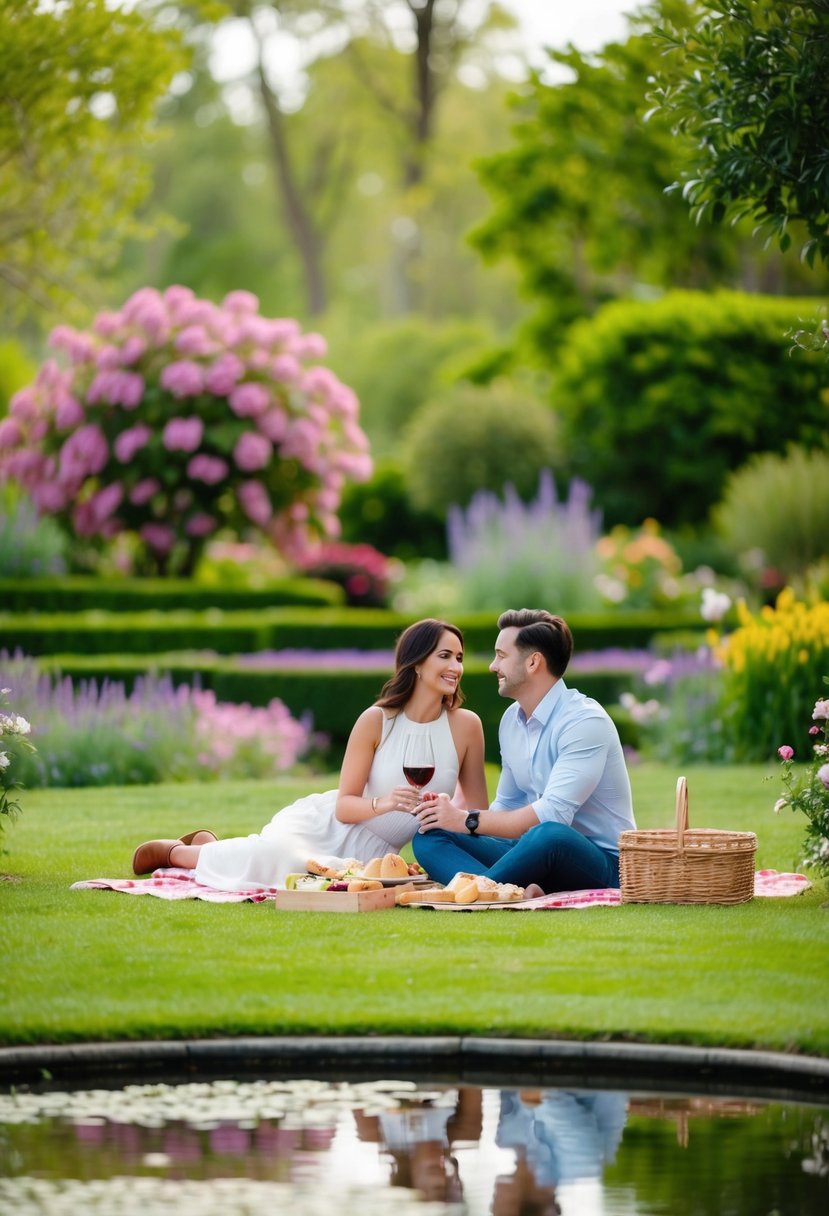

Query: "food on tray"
(285, 873), (332, 891)
(347, 879), (383, 892)
(304, 852), (421, 883)
(398, 872), (525, 906)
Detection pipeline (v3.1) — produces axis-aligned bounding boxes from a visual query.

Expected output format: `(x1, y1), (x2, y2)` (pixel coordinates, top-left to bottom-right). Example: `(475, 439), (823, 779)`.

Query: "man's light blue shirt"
(491, 679), (635, 854)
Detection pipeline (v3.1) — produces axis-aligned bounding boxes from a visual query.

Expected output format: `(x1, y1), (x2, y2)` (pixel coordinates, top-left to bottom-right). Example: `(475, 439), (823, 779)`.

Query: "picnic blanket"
(70, 868), (812, 906)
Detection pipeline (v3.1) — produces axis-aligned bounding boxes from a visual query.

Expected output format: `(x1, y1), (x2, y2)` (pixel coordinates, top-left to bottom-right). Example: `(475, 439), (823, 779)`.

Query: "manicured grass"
(1, 764), (827, 1054)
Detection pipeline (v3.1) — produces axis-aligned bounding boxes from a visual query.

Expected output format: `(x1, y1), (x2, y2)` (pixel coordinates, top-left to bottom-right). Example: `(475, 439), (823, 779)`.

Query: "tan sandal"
(178, 829), (217, 846)
(132, 839), (178, 875)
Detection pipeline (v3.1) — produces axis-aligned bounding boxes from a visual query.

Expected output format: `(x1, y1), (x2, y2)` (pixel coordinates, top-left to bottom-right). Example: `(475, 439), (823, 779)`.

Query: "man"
(412, 608), (636, 894)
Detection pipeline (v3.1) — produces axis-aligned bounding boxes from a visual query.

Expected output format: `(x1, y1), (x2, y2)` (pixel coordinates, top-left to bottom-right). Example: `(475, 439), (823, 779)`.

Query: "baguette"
(397, 888), (457, 905)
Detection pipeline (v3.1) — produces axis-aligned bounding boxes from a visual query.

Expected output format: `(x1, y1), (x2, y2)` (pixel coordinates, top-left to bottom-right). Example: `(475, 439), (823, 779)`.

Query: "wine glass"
(402, 733), (435, 794)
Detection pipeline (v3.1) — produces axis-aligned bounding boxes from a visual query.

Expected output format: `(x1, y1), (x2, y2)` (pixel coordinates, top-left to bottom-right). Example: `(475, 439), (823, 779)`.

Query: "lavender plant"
(447, 472), (604, 613)
(0, 655), (312, 788)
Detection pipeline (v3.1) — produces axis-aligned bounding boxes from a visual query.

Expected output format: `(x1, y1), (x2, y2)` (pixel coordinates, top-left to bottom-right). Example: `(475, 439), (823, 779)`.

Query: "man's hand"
(415, 792), (468, 833)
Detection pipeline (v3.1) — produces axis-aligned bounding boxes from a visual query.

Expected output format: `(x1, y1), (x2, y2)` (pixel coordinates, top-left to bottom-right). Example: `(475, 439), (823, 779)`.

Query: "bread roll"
(381, 852), (409, 878)
(362, 856), (384, 879)
(348, 879), (383, 892)
(454, 879), (480, 905)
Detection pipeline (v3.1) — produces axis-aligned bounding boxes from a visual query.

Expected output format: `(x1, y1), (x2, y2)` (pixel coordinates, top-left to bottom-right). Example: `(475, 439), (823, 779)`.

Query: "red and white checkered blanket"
(70, 867), (812, 906)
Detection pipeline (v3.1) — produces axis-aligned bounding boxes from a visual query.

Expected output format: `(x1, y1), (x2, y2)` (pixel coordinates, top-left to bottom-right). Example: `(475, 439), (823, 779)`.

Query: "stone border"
(1, 1037), (828, 1103)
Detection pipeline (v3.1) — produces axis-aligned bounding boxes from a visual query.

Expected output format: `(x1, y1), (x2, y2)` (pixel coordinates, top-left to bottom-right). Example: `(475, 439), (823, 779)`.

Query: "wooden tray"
(273, 886), (402, 912)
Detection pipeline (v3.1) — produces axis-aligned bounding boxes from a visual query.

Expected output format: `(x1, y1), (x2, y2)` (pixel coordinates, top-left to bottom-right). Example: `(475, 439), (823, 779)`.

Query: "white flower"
(773, 798), (788, 814)
(700, 587), (732, 622)
(0, 752), (9, 771)
(13, 714), (30, 735)
(813, 699), (829, 721)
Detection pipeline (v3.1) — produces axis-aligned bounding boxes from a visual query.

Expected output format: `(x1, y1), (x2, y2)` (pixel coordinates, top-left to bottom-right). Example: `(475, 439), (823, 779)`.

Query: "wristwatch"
(465, 811), (480, 835)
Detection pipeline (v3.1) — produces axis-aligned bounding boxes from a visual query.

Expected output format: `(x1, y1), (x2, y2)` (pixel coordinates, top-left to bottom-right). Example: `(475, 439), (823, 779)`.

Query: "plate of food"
(304, 852), (429, 886)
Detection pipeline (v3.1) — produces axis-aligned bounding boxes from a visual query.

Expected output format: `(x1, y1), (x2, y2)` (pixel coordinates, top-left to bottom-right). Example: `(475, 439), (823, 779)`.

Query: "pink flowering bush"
(0, 287), (372, 574)
(296, 541), (399, 607)
(774, 679), (829, 876)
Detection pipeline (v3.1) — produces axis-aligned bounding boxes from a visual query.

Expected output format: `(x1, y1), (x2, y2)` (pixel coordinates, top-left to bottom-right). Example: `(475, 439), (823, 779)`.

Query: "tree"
(648, 0), (829, 269)
(469, 0), (828, 362)
(0, 0), (186, 323)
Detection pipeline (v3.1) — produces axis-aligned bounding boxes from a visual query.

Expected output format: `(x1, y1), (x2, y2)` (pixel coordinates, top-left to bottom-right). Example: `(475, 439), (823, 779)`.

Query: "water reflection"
(0, 1077), (826, 1215)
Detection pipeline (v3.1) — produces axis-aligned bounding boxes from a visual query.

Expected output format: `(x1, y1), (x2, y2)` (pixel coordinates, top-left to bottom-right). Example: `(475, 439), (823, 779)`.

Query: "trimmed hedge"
(34, 653), (640, 763)
(0, 606), (706, 658)
(0, 575), (343, 613)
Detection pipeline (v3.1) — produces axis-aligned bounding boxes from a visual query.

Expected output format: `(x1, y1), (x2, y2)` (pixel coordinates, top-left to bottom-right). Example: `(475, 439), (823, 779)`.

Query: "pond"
(1, 1076), (827, 1214)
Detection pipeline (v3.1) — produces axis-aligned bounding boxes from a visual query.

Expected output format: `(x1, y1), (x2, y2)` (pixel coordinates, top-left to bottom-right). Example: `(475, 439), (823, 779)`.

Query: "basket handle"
(675, 776), (688, 848)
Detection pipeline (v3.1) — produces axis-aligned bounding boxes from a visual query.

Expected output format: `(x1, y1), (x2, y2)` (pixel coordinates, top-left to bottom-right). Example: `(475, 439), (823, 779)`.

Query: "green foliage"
(403, 382), (558, 516)
(650, 0), (829, 268)
(0, 0), (187, 323)
(0, 486), (68, 578)
(0, 339), (35, 414)
(713, 446), (829, 585)
(775, 676), (829, 877)
(338, 459), (446, 562)
(326, 316), (495, 458)
(553, 290), (829, 528)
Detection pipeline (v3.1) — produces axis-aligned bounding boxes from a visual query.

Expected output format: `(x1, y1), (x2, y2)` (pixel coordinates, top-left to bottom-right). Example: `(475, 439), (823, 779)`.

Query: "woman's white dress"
(194, 709), (460, 890)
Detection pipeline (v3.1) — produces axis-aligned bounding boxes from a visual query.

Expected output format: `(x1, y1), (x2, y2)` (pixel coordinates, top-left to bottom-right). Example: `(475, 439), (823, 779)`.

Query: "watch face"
(465, 812), (479, 834)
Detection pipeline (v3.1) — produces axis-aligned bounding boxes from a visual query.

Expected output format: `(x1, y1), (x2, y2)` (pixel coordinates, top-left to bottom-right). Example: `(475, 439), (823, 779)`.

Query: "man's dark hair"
(496, 608), (573, 678)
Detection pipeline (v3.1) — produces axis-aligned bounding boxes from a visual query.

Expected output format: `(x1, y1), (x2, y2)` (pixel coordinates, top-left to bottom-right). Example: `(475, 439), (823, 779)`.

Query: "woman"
(131, 618), (487, 889)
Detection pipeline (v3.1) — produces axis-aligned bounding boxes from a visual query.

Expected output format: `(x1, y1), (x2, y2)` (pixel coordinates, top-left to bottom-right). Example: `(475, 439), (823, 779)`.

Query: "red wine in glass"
(403, 734), (435, 792)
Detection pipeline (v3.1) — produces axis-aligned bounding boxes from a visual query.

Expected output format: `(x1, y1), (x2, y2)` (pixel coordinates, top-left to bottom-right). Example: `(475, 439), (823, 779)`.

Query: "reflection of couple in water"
(354, 1085), (627, 1213)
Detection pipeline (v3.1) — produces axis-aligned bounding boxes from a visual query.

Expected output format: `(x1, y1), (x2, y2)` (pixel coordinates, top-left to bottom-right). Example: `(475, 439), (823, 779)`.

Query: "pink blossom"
(96, 344), (122, 371)
(187, 454), (228, 484)
(114, 424), (152, 463)
(54, 396), (85, 430)
(175, 299), (218, 329)
(92, 311), (124, 338)
(810, 725), (820, 736)
(163, 416), (204, 452)
(268, 319), (301, 345)
(302, 366), (339, 398)
(292, 332), (328, 359)
(117, 371), (145, 409)
(59, 424), (108, 481)
(281, 418), (319, 464)
(0, 417), (23, 448)
(175, 326), (217, 358)
(73, 484), (123, 536)
(238, 479), (272, 526)
(185, 513), (217, 537)
(222, 290), (259, 315)
(229, 382), (270, 418)
(271, 354), (301, 382)
(129, 478), (160, 505)
(120, 335), (147, 364)
(818, 764), (829, 789)
(778, 745), (794, 761)
(160, 360), (205, 398)
(9, 386), (38, 423)
(140, 522), (176, 553)
(233, 431), (272, 472)
(162, 285), (195, 312)
(31, 481), (69, 512)
(813, 699), (829, 721)
(204, 353), (245, 396)
(49, 325), (96, 364)
(258, 408), (288, 442)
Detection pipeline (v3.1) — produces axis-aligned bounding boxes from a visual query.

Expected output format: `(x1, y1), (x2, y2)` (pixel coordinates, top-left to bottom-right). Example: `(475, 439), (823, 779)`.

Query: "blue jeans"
(412, 821), (620, 892)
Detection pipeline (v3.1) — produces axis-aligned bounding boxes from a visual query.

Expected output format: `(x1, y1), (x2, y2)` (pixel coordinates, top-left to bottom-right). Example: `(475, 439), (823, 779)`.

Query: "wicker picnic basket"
(619, 776), (757, 904)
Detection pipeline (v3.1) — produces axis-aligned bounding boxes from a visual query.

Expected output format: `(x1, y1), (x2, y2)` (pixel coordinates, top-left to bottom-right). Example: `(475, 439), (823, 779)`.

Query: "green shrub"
(713, 445), (829, 585)
(0, 605), (707, 658)
(554, 290), (829, 528)
(0, 339), (36, 415)
(326, 316), (494, 458)
(0, 574), (342, 613)
(338, 459), (446, 561)
(403, 382), (559, 516)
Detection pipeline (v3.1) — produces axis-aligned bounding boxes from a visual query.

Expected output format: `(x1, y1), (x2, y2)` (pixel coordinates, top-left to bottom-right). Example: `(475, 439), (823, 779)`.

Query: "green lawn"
(1, 763), (827, 1055)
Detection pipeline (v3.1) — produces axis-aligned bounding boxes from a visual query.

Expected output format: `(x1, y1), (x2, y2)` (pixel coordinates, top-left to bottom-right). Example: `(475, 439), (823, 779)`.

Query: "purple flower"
(163, 417), (204, 452)
(185, 513), (217, 537)
(54, 396), (85, 430)
(233, 431), (271, 472)
(778, 745), (794, 761)
(238, 479), (272, 526)
(160, 360), (205, 398)
(129, 478), (160, 505)
(0, 418), (23, 448)
(114, 424), (152, 463)
(175, 326), (217, 358)
(187, 454), (228, 485)
(222, 290), (259, 315)
(229, 382), (270, 418)
(140, 522), (176, 553)
(204, 353), (245, 396)
(59, 425), (108, 481)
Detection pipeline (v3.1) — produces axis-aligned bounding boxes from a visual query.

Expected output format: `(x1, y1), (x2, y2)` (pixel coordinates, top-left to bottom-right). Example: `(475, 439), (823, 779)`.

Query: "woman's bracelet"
(371, 796), (378, 814)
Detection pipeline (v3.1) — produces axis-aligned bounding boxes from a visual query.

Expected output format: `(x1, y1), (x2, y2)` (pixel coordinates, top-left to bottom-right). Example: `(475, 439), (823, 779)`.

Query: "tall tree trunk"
(256, 59), (327, 316)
